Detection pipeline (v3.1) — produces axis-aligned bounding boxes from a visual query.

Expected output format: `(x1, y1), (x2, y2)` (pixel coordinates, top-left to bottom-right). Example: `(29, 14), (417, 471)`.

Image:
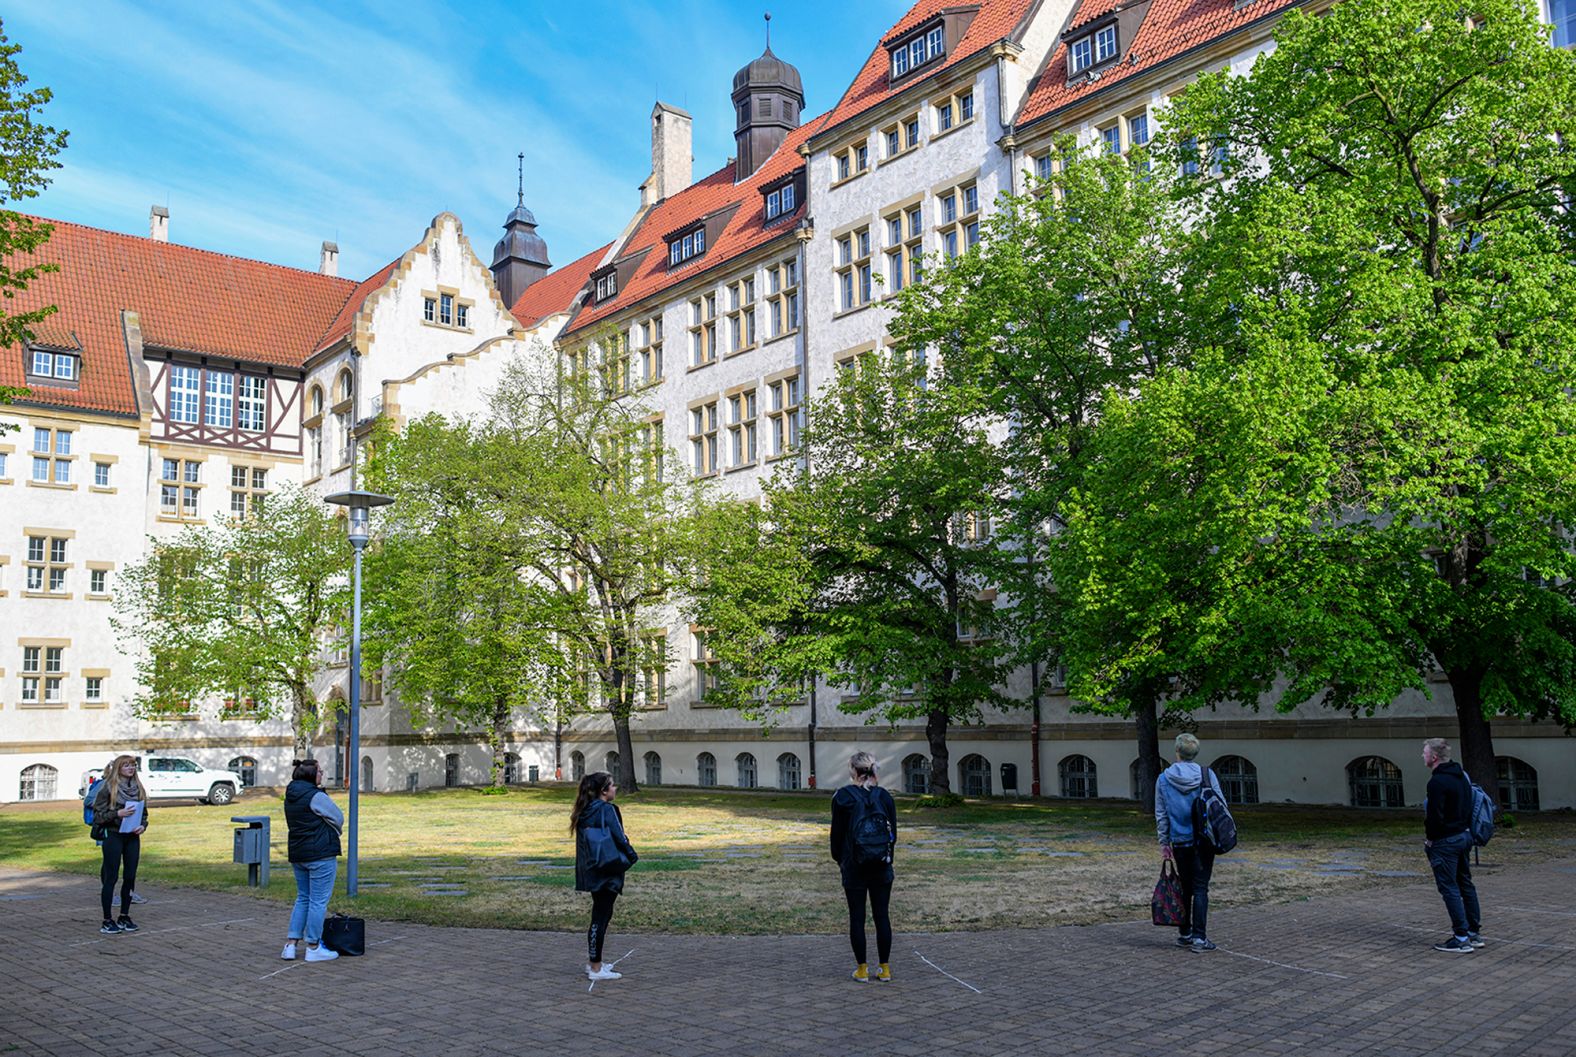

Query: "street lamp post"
(323, 489), (394, 897)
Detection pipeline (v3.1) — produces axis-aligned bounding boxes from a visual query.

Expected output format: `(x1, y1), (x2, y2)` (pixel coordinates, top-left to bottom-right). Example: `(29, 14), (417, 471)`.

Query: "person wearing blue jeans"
(281, 758), (343, 963)
(1422, 738), (1482, 953)
(1156, 733), (1225, 952)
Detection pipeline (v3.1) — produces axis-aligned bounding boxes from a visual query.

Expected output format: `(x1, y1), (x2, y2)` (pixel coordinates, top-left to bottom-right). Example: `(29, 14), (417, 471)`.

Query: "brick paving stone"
(4, 856), (1575, 1056)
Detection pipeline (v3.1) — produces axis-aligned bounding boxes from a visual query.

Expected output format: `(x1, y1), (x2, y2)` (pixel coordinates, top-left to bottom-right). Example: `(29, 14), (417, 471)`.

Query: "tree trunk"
(1447, 666), (1499, 801)
(612, 711), (638, 793)
(489, 694), (509, 788)
(291, 684), (315, 761)
(925, 708), (952, 796)
(1133, 693), (1165, 814)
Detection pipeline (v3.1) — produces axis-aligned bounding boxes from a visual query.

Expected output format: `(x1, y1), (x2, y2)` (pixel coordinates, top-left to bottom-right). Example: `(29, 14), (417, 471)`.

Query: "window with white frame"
(26, 348), (79, 382)
(20, 646), (64, 704)
(836, 227), (873, 311)
(882, 111), (922, 160)
(1069, 36), (1093, 73)
(690, 399), (719, 476)
(93, 461), (111, 487)
(0, 451), (8, 479)
(25, 534), (69, 594)
(668, 225), (706, 266)
(1095, 24), (1118, 63)
(594, 270), (617, 302)
(765, 258), (800, 337)
(160, 458), (202, 518)
(726, 276), (757, 353)
(641, 417), (664, 482)
(86, 676), (104, 703)
(205, 370), (234, 429)
(692, 629), (719, 702)
(890, 22), (945, 79)
(230, 466), (268, 518)
(834, 139), (870, 182)
(727, 389), (758, 467)
(937, 182), (981, 258)
(30, 427), (73, 485)
(168, 365), (201, 424)
(601, 330), (632, 396)
(765, 180), (797, 220)
(89, 567), (108, 594)
(884, 203), (925, 293)
(1100, 123), (1122, 154)
(689, 295), (719, 367)
(238, 375), (266, 431)
(19, 762), (57, 800)
(636, 315), (664, 384)
(935, 87), (975, 133)
(767, 375), (801, 457)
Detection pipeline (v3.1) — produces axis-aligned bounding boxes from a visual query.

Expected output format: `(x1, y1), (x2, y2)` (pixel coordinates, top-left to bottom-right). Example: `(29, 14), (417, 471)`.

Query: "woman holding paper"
(90, 754), (148, 934)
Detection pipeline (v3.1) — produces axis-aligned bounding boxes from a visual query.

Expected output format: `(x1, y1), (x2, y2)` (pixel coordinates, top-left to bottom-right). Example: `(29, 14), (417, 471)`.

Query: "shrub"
(478, 785), (510, 797)
(915, 792), (966, 809)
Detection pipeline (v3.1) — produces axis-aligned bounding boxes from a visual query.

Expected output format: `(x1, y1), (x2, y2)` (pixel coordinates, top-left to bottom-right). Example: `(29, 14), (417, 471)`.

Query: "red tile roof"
(815, 0), (1040, 142)
(562, 118), (821, 338)
(1065, 0), (1122, 34)
(1, 218), (358, 417)
(511, 241), (613, 328)
(313, 258), (398, 354)
(1016, 0), (1303, 129)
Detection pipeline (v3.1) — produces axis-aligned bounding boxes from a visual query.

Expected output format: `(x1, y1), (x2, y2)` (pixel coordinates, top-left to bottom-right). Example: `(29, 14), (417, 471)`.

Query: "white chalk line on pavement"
(1498, 906), (1576, 919)
(258, 933), (411, 979)
(588, 948), (636, 992)
(913, 950), (983, 993)
(1385, 922), (1576, 952)
(68, 916), (255, 947)
(1212, 947), (1348, 979)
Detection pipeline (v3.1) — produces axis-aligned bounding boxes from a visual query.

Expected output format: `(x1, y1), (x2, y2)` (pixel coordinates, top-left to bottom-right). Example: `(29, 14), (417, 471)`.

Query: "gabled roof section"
(815, 0), (1040, 142)
(1016, 0), (1303, 129)
(511, 240), (613, 328)
(0, 218), (357, 417)
(1064, 0), (1122, 34)
(314, 258), (398, 354)
(563, 115), (822, 338)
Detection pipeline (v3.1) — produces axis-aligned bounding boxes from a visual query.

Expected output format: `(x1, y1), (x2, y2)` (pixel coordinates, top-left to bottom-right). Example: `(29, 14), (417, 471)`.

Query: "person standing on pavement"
(91, 754), (149, 934)
(1422, 738), (1483, 953)
(86, 760), (149, 906)
(282, 758), (343, 963)
(1156, 733), (1224, 952)
(830, 751), (897, 983)
(572, 771), (638, 982)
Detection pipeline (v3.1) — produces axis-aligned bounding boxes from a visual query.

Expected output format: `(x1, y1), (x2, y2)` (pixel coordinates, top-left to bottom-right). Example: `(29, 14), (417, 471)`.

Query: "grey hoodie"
(1154, 761), (1223, 846)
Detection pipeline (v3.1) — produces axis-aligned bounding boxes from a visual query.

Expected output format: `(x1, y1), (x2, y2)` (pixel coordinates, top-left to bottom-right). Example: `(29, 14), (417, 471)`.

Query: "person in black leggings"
(90, 754), (150, 934)
(830, 752), (897, 983)
(571, 771), (637, 981)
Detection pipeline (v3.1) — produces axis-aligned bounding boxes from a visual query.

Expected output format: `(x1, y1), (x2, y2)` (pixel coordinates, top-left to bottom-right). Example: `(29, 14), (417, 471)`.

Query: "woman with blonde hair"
(830, 751), (897, 982)
(89, 754), (149, 934)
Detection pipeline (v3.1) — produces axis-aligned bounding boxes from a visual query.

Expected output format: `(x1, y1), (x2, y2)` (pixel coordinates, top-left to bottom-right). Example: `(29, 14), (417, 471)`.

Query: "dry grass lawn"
(4, 785), (1571, 934)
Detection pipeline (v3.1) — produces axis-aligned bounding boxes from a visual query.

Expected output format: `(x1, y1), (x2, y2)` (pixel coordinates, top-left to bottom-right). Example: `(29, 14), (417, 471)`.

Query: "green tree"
(363, 414), (574, 787)
(114, 484), (348, 758)
(1162, 0), (1576, 794)
(693, 352), (1012, 795)
(0, 21), (68, 434)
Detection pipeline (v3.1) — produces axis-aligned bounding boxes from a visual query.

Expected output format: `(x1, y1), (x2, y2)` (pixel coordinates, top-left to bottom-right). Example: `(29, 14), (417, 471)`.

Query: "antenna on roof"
(765, 11), (771, 50)
(516, 152), (525, 207)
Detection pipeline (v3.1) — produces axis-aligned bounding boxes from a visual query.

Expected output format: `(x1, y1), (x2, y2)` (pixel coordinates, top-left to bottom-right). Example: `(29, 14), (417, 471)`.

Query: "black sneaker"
(116, 915), (139, 933)
(1433, 936), (1473, 953)
(99, 920), (121, 934)
(1190, 938), (1217, 952)
(1467, 932), (1486, 948)
(1175, 934), (1194, 948)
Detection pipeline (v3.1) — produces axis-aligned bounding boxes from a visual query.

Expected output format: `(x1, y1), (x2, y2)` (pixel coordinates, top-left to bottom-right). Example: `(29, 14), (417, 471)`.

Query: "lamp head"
(322, 490), (395, 547)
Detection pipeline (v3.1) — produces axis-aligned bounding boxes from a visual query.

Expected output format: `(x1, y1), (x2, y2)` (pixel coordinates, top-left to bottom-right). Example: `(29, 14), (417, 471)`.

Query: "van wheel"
(208, 783), (235, 806)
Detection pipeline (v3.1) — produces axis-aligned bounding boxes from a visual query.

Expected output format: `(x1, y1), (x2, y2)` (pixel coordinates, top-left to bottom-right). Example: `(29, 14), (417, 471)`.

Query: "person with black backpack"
(1155, 734), (1226, 952)
(830, 751), (897, 983)
(1422, 737), (1484, 953)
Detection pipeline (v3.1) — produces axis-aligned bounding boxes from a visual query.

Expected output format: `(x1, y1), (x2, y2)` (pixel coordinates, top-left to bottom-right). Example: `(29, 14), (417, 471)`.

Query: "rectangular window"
(30, 349), (51, 375)
(205, 370), (234, 429)
(238, 375), (266, 431)
(86, 676), (103, 702)
(1095, 24), (1118, 63)
(936, 101), (954, 131)
(169, 365), (200, 424)
(885, 129), (900, 157)
(637, 315), (664, 384)
(768, 375), (801, 456)
(423, 298), (436, 322)
(905, 117), (921, 148)
(1101, 124), (1122, 154)
(669, 226), (707, 265)
(1035, 153), (1053, 182)
(1557, 0), (1576, 48)
(94, 462), (110, 487)
(91, 568), (107, 594)
(230, 465), (268, 518)
(456, 303), (469, 328)
(690, 400), (719, 476)
(1127, 111), (1150, 148)
(766, 259), (799, 338)
(25, 535), (67, 594)
(1070, 37), (1093, 72)
(960, 92), (974, 121)
(938, 181), (980, 260)
(727, 389), (758, 467)
(836, 227), (871, 311)
(440, 293), (454, 325)
(32, 455), (48, 482)
(161, 459), (202, 518)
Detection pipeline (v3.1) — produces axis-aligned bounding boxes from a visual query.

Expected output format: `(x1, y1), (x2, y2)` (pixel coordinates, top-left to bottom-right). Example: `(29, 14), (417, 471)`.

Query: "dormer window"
(890, 22), (945, 80)
(668, 225), (706, 267)
(26, 347), (79, 383)
(594, 270), (618, 302)
(765, 180), (797, 221)
(1069, 23), (1119, 74)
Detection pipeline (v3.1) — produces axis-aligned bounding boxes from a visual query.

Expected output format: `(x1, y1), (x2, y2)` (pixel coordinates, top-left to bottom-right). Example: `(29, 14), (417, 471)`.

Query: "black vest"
(284, 780), (341, 863)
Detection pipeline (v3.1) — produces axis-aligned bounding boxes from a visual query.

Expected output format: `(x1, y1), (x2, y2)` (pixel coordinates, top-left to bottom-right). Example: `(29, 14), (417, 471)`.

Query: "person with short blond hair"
(1156, 733), (1224, 951)
(1422, 738), (1482, 953)
(831, 752), (897, 982)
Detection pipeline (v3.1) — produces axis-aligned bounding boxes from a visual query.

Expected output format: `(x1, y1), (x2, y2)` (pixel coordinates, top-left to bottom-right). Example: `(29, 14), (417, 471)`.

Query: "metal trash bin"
(1000, 763), (1019, 796)
(232, 815), (271, 888)
(528, 764), (540, 783)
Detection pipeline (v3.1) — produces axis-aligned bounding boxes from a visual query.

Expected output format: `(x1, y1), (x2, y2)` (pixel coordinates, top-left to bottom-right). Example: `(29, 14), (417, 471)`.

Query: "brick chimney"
(149, 205), (169, 242)
(320, 241), (339, 277)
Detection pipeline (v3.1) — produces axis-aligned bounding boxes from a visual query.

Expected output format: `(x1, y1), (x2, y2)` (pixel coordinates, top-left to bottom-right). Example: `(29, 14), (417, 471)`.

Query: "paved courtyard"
(5, 855), (1575, 1057)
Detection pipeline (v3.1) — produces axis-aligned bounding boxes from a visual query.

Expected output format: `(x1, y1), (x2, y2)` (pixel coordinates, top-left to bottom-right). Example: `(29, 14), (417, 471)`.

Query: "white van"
(79, 755), (245, 806)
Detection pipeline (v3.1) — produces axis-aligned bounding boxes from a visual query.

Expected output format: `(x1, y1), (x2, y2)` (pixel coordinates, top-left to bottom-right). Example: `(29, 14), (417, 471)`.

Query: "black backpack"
(847, 786), (893, 867)
(1191, 772), (1238, 855)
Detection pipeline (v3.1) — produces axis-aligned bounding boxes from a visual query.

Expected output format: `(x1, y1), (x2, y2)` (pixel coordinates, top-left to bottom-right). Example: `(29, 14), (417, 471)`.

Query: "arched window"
(644, 751), (663, 787)
(958, 754), (991, 797)
(570, 751), (585, 781)
(310, 385), (324, 417)
(1212, 755), (1259, 805)
(902, 753), (929, 795)
(444, 753), (460, 788)
(697, 752), (717, 787)
(227, 756), (257, 789)
(360, 756), (374, 793)
(736, 752), (757, 789)
(1496, 756), (1540, 812)
(1059, 754), (1098, 798)
(503, 752), (521, 785)
(777, 752), (801, 791)
(605, 751), (620, 777)
(19, 763), (57, 801)
(1347, 756), (1404, 808)
(337, 368), (353, 403)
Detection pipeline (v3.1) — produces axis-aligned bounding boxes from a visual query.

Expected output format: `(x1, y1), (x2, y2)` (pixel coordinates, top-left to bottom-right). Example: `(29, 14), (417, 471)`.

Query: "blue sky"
(8, 1), (908, 280)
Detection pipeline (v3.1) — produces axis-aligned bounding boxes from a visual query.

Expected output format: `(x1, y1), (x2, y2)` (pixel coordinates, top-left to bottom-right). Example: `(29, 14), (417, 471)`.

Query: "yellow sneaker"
(851, 963), (870, 983)
(874, 963), (892, 982)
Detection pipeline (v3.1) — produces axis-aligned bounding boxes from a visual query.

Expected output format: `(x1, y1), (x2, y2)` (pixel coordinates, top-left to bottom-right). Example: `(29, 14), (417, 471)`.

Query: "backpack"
(83, 777), (102, 827)
(847, 787), (893, 868)
(1468, 781), (1497, 847)
(1191, 773), (1238, 855)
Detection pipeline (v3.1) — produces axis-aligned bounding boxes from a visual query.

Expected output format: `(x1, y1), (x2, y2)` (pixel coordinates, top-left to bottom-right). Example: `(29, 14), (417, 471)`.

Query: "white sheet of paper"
(119, 800), (144, 833)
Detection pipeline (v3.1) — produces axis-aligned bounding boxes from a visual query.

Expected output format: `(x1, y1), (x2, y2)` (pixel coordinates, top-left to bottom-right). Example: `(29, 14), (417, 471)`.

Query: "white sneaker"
(586, 965), (622, 980)
(305, 945), (339, 963)
(280, 942), (298, 960)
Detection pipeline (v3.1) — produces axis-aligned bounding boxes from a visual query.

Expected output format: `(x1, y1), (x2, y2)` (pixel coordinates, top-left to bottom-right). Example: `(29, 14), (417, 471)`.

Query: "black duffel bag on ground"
(322, 912), (365, 956)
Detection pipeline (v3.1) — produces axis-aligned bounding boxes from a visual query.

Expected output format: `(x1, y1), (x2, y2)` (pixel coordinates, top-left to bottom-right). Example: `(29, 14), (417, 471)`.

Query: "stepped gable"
(562, 115), (821, 338)
(0, 218), (357, 417)
(815, 0), (1040, 141)
(313, 258), (399, 354)
(511, 240), (613, 329)
(1015, 0), (1304, 129)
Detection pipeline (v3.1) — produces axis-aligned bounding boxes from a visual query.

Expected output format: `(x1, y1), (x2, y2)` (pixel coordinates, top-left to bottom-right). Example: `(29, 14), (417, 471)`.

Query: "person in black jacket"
(572, 771), (638, 981)
(282, 759), (344, 963)
(90, 754), (150, 934)
(1422, 738), (1482, 953)
(830, 751), (897, 983)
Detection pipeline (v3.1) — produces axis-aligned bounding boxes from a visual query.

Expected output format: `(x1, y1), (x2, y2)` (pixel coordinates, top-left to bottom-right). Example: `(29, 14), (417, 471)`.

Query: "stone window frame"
(688, 395), (720, 478)
(23, 528), (74, 599)
(19, 636), (70, 708)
